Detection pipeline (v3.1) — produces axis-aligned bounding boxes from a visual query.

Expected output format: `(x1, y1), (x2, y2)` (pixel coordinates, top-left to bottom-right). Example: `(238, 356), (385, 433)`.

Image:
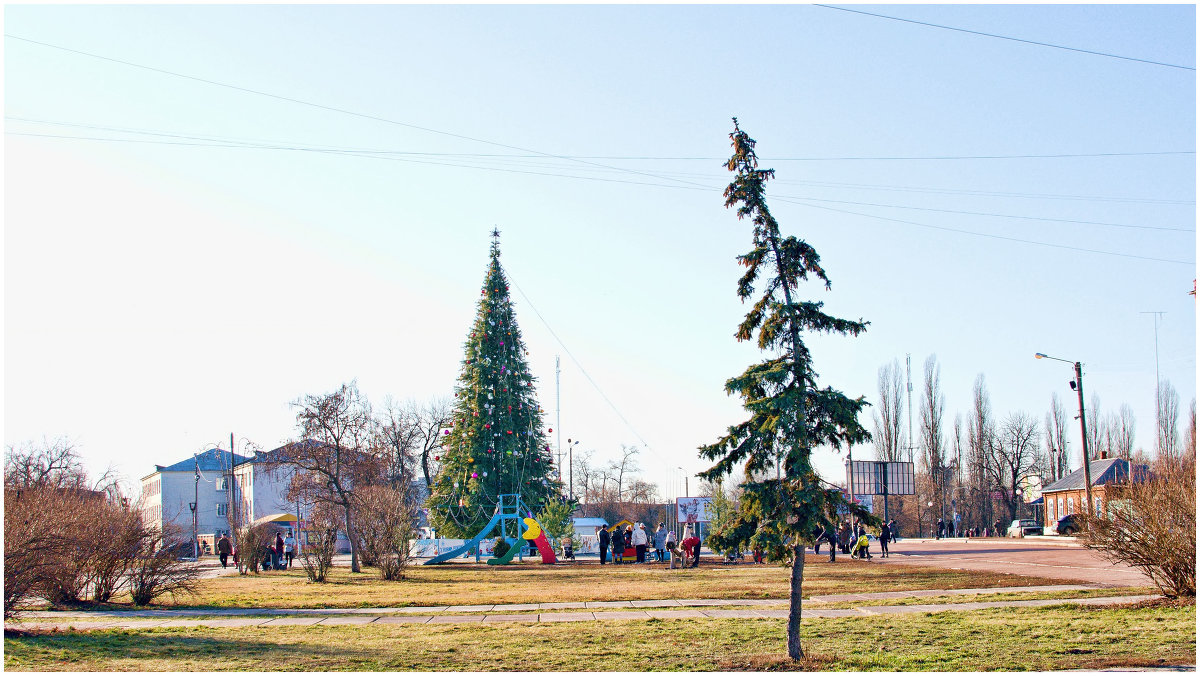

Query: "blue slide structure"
(424, 510), (504, 565)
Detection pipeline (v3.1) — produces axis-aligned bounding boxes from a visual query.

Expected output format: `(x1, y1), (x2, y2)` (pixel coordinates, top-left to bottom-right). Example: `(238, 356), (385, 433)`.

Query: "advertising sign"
(675, 497), (713, 523)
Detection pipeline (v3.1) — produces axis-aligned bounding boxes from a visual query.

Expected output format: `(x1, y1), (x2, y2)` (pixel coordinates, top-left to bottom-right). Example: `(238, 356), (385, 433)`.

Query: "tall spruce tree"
(427, 231), (561, 538)
(699, 119), (874, 660)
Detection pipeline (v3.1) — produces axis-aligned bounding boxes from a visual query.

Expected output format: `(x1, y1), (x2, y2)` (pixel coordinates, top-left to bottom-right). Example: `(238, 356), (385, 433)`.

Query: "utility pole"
(906, 354), (914, 463)
(192, 455), (200, 559)
(555, 355), (562, 486)
(1073, 362), (1095, 516)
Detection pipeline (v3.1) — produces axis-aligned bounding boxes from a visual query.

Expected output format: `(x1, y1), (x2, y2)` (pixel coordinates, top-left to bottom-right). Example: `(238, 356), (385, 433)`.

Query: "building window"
(216, 503), (228, 517)
(1094, 496), (1102, 513)
(216, 477), (228, 491)
(1067, 496), (1075, 515)
(1057, 497), (1063, 520)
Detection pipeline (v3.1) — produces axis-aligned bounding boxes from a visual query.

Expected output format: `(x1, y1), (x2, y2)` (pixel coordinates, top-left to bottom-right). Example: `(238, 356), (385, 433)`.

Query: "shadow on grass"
(4, 630), (359, 670)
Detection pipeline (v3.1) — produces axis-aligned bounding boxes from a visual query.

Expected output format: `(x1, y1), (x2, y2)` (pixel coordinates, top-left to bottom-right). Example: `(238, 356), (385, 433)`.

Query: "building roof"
(153, 448), (249, 474)
(1042, 458), (1148, 493)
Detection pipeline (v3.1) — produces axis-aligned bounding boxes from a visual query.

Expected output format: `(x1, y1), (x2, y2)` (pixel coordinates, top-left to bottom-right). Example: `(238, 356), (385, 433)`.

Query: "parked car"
(1006, 519), (1042, 537)
(1055, 513), (1083, 535)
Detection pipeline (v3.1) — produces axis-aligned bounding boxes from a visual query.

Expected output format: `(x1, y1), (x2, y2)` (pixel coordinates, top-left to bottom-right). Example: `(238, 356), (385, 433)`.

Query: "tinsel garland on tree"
(426, 233), (562, 538)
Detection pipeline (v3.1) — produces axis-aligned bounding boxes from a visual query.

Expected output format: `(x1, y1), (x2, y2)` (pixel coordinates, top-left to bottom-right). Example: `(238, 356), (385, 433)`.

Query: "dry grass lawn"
(175, 555), (1073, 609)
(5, 602), (1194, 671)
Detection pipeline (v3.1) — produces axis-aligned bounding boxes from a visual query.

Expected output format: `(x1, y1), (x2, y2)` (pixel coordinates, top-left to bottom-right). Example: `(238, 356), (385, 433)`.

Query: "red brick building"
(1041, 457), (1148, 530)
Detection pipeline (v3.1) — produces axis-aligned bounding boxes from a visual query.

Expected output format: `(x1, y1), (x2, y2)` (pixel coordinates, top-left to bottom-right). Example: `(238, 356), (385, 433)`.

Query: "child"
(852, 533), (872, 560)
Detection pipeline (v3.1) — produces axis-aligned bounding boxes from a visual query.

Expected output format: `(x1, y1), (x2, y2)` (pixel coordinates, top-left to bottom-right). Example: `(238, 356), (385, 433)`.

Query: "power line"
(775, 195), (1193, 233)
(12, 130), (1194, 261)
(815, 4), (1196, 71)
(4, 34), (713, 192)
(13, 115), (1194, 165)
(506, 273), (656, 457)
(10, 123), (1194, 208)
(778, 198), (1194, 265)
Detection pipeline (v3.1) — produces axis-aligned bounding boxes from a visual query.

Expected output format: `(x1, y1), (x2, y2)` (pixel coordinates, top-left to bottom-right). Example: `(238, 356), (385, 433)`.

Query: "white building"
(140, 448), (247, 554)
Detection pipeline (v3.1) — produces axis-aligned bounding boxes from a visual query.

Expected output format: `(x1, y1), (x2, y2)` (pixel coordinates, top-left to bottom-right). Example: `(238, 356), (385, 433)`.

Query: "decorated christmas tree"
(427, 231), (562, 538)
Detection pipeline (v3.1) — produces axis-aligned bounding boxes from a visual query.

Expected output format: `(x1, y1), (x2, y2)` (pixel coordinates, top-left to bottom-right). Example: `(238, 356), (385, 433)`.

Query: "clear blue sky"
(5, 4), (1195, 499)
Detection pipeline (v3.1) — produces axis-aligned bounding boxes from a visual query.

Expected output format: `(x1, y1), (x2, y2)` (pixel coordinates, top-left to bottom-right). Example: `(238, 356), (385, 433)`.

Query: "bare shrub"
(3, 486), (86, 618)
(1084, 454), (1196, 597)
(87, 502), (144, 603)
(299, 504), (340, 583)
(354, 484), (415, 581)
(235, 522), (274, 575)
(127, 521), (199, 606)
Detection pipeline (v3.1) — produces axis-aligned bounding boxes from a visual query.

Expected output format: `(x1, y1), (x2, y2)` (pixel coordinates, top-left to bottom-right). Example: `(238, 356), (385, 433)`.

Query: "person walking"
(665, 530), (678, 569)
(274, 532), (286, 570)
(653, 523), (667, 562)
(283, 530), (297, 568)
(812, 525), (825, 555)
(597, 526), (610, 565)
(216, 532), (232, 568)
(826, 527), (838, 562)
(879, 520), (891, 558)
(632, 523), (649, 563)
(611, 526), (625, 565)
(888, 519), (899, 542)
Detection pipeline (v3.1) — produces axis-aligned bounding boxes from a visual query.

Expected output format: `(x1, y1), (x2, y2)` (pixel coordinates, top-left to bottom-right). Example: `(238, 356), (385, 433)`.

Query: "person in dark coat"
(597, 526), (610, 565)
(611, 526), (625, 564)
(216, 533), (232, 568)
(274, 532), (286, 570)
(879, 521), (891, 558)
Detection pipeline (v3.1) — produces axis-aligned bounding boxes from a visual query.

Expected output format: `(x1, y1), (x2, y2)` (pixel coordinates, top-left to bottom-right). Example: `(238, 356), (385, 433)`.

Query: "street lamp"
(189, 501), (198, 559)
(1034, 353), (1093, 516)
(566, 439), (580, 501)
(927, 501), (934, 538)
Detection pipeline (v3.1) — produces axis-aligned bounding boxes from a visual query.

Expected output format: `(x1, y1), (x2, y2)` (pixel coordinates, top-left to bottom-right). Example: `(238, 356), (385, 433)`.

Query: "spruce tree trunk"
(343, 501), (360, 573)
(787, 543), (806, 659)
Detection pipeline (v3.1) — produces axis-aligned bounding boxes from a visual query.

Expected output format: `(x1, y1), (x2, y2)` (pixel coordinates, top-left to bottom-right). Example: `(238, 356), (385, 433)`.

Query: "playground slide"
(424, 510), (504, 565)
(532, 531), (556, 564)
(485, 539), (521, 565)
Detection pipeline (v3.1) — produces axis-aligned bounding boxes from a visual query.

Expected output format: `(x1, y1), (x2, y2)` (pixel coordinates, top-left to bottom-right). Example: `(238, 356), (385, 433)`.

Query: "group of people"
(596, 522), (702, 568)
(213, 530), (297, 570)
(812, 519), (898, 562)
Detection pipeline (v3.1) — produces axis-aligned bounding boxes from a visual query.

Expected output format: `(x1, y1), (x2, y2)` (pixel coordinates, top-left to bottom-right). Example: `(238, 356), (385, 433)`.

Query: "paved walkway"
(8, 585), (1157, 631)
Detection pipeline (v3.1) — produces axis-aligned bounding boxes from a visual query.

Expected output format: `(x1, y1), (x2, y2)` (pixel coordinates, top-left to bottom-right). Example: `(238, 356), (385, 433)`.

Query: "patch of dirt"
(1086, 596), (1195, 611)
(717, 650), (836, 672)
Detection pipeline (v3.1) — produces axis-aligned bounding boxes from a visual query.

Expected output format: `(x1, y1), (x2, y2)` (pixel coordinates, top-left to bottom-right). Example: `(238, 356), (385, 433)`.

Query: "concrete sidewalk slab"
(645, 609), (706, 619)
(539, 602), (588, 610)
(443, 605), (493, 612)
(585, 601), (633, 608)
(698, 609), (763, 619)
(373, 615), (433, 624)
(538, 612), (595, 622)
(428, 615), (485, 624)
(631, 599), (680, 608)
(482, 614), (538, 622)
(260, 617), (324, 626)
(591, 611), (650, 620)
(492, 604), (539, 611)
(317, 616), (378, 625)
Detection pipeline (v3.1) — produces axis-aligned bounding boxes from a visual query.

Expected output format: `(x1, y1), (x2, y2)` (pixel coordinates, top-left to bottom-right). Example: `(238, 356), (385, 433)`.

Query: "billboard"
(847, 460), (915, 496)
(676, 497), (713, 523)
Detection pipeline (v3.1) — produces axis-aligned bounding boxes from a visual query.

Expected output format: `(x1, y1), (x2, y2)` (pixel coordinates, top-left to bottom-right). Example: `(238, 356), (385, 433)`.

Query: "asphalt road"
(877, 537), (1151, 586)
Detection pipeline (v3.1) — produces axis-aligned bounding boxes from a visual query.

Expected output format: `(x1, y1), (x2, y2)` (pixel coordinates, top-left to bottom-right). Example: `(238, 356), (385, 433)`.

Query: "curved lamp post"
(1034, 353), (1093, 516)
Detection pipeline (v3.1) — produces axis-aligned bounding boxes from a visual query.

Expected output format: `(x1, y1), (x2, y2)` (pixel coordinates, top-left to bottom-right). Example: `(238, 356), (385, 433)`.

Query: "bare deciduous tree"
(1086, 394), (1104, 459)
(1113, 403), (1137, 463)
(919, 355), (951, 525)
(1187, 398), (1197, 460)
(963, 374), (995, 531)
(986, 412), (1043, 523)
(1157, 380), (1181, 459)
(873, 359), (905, 462)
(1044, 393), (1071, 481)
(270, 382), (380, 573)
